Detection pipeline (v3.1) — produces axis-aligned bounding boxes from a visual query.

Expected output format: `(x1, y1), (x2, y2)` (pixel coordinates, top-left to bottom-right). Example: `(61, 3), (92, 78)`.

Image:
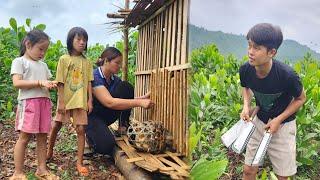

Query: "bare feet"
(9, 173), (27, 180)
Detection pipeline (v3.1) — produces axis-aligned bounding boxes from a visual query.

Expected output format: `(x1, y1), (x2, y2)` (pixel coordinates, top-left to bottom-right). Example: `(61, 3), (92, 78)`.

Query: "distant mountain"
(188, 24), (320, 61)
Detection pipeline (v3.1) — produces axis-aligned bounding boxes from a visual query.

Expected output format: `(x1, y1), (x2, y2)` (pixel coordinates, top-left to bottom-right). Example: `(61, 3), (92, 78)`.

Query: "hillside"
(188, 24), (320, 61)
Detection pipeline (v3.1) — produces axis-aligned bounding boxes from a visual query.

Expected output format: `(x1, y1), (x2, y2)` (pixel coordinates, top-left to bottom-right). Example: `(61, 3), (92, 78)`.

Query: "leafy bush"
(115, 31), (138, 85)
(189, 44), (320, 179)
(0, 18), (135, 122)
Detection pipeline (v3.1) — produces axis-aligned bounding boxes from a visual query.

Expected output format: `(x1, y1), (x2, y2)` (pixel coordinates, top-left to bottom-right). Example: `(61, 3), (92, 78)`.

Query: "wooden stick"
(170, 0), (177, 66)
(150, 19), (154, 70)
(158, 157), (189, 177)
(184, 69), (188, 155)
(181, 0), (189, 64)
(162, 11), (168, 68)
(166, 5), (172, 67)
(165, 151), (190, 170)
(176, 0), (183, 65)
(179, 70), (183, 153)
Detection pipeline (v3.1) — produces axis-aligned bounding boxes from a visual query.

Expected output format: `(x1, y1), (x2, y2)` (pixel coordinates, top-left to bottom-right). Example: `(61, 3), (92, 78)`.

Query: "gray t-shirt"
(10, 56), (52, 100)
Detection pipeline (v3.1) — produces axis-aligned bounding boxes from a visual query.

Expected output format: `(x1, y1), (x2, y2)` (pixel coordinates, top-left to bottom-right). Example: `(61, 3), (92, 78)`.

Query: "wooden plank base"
(115, 135), (190, 179)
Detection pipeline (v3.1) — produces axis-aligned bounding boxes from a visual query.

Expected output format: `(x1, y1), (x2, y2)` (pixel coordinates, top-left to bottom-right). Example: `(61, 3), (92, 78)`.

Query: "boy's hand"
(240, 106), (250, 121)
(140, 99), (154, 109)
(265, 118), (281, 134)
(87, 100), (93, 114)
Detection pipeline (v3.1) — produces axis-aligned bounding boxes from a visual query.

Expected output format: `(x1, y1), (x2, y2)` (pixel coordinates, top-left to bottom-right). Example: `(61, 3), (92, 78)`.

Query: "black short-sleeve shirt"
(239, 60), (303, 124)
(91, 67), (122, 118)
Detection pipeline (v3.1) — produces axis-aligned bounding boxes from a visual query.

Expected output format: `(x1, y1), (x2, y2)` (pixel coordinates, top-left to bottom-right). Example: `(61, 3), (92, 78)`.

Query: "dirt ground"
(0, 120), (124, 180)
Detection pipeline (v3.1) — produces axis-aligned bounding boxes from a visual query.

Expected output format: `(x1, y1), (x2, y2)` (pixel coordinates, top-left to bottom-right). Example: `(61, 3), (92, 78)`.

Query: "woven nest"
(127, 120), (169, 154)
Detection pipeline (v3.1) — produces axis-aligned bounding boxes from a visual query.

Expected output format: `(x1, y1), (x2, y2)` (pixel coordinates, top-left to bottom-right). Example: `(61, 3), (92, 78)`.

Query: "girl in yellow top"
(47, 27), (93, 176)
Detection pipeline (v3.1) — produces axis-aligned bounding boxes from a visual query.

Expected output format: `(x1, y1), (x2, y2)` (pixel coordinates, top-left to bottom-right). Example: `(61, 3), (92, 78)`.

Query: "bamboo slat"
(181, 0), (188, 64)
(166, 5), (172, 67)
(176, 0), (183, 65)
(134, 0), (189, 156)
(170, 0), (177, 66)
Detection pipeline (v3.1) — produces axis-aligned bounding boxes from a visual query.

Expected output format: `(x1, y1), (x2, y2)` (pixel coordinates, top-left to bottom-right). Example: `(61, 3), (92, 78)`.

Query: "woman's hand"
(140, 99), (154, 109)
(142, 91), (151, 99)
(136, 91), (151, 99)
(87, 99), (93, 114)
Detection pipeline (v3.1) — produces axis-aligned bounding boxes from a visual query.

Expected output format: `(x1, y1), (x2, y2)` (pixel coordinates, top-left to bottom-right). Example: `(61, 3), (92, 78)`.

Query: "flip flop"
(77, 164), (89, 176)
(9, 174), (27, 180)
(35, 172), (59, 180)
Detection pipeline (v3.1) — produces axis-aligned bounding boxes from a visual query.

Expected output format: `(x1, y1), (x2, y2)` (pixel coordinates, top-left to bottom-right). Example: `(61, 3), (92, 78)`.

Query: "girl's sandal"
(35, 172), (59, 180)
(76, 164), (89, 176)
(9, 174), (28, 180)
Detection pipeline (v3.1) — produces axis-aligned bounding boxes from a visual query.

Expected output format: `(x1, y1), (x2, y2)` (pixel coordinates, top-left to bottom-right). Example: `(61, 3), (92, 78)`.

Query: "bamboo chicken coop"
(124, 0), (190, 156)
(107, 0), (191, 178)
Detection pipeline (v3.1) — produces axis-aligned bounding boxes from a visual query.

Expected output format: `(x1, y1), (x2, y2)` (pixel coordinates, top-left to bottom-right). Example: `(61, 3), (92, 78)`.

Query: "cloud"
(0, 0), (124, 46)
(189, 0), (320, 52)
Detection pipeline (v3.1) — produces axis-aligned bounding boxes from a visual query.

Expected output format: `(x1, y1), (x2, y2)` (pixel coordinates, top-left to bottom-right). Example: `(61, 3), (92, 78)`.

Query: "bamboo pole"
(171, 74), (174, 140)
(150, 72), (154, 121)
(166, 5), (172, 67)
(176, 0), (183, 65)
(164, 69), (168, 129)
(160, 69), (164, 124)
(159, 13), (164, 68)
(169, 72), (173, 134)
(184, 69), (188, 155)
(150, 20), (155, 70)
(133, 0), (190, 156)
(122, 0), (130, 81)
(143, 26), (147, 71)
(170, 0), (177, 66)
(181, 0), (189, 64)
(179, 70), (183, 152)
(156, 16), (160, 69)
(162, 11), (168, 68)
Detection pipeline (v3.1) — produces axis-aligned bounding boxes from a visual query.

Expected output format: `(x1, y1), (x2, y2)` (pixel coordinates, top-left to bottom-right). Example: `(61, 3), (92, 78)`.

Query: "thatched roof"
(124, 0), (166, 27)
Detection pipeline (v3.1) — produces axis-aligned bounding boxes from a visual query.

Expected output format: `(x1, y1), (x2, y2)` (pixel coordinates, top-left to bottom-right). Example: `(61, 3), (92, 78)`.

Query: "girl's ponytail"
(19, 37), (27, 57)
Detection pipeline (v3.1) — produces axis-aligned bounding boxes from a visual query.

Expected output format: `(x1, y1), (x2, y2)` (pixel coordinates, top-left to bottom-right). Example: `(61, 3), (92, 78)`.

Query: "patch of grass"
(26, 171), (37, 180)
(54, 126), (77, 153)
(60, 170), (73, 180)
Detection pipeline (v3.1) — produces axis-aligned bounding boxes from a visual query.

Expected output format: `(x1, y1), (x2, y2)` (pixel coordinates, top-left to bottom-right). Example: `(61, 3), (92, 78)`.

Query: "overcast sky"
(0, 0), (128, 46)
(1, 0), (319, 52)
(190, 0), (320, 53)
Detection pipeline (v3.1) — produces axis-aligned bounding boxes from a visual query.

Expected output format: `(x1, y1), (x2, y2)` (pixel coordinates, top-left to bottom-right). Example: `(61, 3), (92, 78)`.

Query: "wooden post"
(122, 0), (130, 81)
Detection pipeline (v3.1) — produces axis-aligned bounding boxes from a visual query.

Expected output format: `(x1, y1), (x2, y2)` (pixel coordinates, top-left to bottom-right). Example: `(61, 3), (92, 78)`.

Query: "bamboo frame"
(134, 0), (189, 156)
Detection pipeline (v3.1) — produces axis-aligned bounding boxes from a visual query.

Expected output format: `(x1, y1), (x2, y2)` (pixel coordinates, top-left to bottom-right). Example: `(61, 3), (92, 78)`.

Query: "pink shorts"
(15, 97), (52, 133)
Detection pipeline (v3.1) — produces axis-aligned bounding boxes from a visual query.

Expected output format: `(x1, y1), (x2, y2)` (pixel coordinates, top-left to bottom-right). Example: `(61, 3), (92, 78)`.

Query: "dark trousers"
(85, 81), (134, 155)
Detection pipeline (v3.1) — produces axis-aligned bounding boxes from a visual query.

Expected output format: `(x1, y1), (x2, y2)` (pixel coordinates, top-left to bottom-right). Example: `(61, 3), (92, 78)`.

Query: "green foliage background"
(0, 18), (136, 122)
(189, 44), (320, 179)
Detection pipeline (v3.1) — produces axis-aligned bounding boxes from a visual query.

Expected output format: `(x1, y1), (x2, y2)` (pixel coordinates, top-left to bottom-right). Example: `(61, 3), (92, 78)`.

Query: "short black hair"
(246, 23), (283, 50)
(66, 27), (88, 55)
